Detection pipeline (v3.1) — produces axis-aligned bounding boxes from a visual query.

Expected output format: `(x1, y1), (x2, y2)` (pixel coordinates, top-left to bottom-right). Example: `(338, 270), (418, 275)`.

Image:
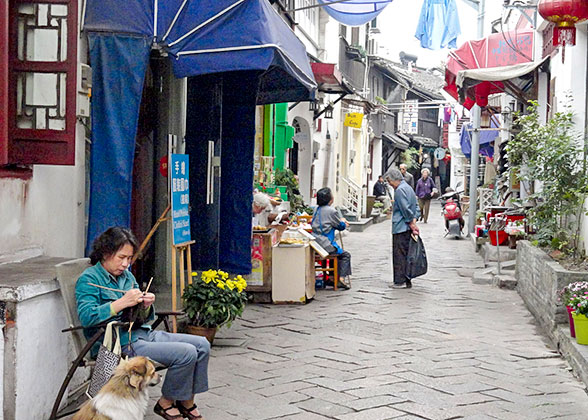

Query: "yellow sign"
(344, 112), (364, 128)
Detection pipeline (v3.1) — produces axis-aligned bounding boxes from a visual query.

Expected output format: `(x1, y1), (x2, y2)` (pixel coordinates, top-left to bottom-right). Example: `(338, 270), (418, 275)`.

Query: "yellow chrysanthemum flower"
(219, 271), (229, 280)
(191, 271), (198, 277)
(216, 281), (226, 289)
(236, 284), (244, 293)
(226, 280), (235, 290)
(202, 269), (217, 284)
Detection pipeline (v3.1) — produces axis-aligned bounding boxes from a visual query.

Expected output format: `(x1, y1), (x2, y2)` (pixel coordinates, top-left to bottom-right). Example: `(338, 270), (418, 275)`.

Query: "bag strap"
(102, 321), (115, 349)
(113, 325), (122, 355)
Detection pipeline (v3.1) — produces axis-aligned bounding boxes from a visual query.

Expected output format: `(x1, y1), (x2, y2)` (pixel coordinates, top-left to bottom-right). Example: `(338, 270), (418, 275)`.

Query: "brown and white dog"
(74, 356), (161, 420)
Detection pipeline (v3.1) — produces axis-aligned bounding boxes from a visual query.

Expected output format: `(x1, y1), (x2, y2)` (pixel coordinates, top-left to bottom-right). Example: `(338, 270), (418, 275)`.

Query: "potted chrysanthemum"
(182, 270), (248, 343)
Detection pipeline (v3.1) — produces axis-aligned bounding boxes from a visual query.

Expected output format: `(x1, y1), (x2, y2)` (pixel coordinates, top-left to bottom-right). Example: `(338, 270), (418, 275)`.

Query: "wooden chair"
(315, 254), (339, 290)
(50, 258), (180, 420)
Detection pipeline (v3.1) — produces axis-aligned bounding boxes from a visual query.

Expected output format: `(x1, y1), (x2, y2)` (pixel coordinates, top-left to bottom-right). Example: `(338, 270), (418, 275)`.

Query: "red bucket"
(489, 230), (508, 246)
(567, 306), (576, 338)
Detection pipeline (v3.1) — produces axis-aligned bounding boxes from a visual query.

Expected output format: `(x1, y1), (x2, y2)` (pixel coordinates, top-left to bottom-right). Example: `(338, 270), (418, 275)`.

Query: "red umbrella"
(445, 29), (534, 109)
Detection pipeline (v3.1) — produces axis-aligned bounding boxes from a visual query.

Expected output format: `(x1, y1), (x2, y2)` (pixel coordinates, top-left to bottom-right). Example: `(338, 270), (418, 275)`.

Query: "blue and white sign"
(171, 154), (191, 245)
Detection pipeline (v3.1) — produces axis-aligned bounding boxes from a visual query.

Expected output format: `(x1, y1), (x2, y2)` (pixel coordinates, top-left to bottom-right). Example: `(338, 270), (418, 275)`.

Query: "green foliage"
(182, 270), (248, 329)
(274, 168), (305, 213)
(401, 147), (420, 170)
(506, 99), (588, 256)
(374, 96), (387, 105)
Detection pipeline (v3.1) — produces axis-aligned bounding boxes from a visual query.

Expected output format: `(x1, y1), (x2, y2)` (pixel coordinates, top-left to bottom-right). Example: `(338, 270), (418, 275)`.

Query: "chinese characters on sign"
(171, 154), (191, 245)
(401, 100), (419, 134)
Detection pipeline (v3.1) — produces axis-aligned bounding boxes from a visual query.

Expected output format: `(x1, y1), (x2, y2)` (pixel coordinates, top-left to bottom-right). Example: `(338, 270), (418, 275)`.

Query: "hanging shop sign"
(401, 100), (419, 134)
(170, 154), (191, 245)
(344, 112), (364, 128)
(434, 148), (447, 160)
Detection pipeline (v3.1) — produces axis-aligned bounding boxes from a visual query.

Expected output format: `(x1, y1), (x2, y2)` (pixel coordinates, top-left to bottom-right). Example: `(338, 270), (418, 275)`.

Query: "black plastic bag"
(407, 234), (428, 278)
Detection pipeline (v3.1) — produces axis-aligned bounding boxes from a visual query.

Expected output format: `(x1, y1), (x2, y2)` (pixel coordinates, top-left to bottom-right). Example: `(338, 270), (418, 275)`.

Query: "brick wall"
(516, 241), (588, 335)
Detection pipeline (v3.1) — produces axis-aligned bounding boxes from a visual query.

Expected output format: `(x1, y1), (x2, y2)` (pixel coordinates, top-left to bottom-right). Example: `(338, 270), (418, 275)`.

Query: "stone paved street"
(146, 204), (588, 420)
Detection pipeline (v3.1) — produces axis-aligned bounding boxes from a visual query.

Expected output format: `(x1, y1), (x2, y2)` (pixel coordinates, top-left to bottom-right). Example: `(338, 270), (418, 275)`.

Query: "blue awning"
(84, 0), (317, 104)
(317, 0), (394, 26)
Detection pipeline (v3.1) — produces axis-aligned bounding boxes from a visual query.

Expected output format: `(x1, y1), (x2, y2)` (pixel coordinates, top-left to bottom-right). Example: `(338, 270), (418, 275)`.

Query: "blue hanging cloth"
(317, 0), (394, 26)
(415, 0), (461, 50)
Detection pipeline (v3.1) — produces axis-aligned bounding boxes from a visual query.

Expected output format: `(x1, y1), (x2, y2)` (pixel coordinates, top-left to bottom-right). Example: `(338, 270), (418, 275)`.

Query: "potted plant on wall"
(558, 283), (587, 338)
(570, 290), (588, 345)
(182, 270), (248, 343)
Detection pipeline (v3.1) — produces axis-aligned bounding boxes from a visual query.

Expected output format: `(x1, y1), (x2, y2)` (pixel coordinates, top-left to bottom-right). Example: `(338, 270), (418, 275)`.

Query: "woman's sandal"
(177, 403), (204, 420)
(154, 402), (184, 420)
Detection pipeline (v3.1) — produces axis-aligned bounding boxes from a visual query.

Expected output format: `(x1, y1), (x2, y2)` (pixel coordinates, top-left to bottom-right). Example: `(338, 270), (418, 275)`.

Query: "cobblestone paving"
(146, 204), (588, 420)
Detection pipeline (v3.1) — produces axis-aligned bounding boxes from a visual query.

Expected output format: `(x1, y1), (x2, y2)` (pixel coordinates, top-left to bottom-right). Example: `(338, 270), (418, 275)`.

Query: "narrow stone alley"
(147, 204), (588, 420)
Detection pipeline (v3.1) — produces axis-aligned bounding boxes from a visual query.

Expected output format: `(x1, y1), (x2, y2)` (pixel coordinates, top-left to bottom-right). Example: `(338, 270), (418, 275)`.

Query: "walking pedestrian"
(415, 168), (436, 223)
(311, 187), (352, 289)
(386, 169), (419, 289)
(399, 164), (415, 190)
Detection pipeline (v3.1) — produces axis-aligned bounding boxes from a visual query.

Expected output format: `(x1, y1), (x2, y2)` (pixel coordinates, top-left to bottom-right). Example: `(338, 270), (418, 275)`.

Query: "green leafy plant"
(401, 147), (420, 170)
(375, 96), (387, 105)
(274, 168), (305, 213)
(506, 99), (588, 258)
(373, 202), (384, 208)
(182, 270), (248, 328)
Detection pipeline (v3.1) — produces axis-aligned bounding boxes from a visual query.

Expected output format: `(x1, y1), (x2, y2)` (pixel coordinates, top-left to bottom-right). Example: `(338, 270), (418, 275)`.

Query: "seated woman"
(76, 227), (210, 420)
(311, 187), (352, 289)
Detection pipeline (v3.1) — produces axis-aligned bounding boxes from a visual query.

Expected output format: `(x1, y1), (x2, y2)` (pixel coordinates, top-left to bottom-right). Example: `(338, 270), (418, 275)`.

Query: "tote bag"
(87, 321), (121, 397)
(407, 234), (428, 278)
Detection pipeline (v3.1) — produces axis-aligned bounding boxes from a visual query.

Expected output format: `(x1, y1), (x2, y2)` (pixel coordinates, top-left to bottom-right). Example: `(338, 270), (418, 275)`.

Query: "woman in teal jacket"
(76, 227), (209, 420)
(311, 187), (352, 289)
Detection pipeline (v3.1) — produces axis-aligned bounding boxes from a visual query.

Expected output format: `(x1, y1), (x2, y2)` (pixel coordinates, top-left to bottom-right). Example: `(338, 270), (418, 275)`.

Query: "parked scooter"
(439, 188), (465, 238)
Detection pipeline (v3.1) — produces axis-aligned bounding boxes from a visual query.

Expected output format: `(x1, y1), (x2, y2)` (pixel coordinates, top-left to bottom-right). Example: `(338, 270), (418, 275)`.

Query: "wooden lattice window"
(1, 0), (77, 166)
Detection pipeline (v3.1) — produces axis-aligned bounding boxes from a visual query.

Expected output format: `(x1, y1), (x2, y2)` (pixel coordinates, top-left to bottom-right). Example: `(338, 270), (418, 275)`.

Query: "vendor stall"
(246, 229), (279, 303)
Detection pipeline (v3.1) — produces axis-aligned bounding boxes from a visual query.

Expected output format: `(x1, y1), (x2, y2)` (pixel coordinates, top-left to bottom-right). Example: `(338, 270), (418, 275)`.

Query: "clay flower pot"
(185, 325), (218, 344)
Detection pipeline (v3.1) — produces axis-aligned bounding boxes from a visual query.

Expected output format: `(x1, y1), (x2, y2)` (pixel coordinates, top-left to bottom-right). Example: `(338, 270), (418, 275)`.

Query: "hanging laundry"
(415, 0), (461, 50)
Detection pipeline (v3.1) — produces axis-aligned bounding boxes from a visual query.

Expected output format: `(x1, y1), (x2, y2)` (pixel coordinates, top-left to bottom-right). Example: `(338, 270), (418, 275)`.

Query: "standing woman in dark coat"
(415, 168), (436, 223)
(311, 187), (351, 289)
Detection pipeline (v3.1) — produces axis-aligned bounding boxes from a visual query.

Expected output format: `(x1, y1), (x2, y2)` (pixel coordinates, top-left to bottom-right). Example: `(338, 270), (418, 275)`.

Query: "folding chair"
(50, 258), (181, 419)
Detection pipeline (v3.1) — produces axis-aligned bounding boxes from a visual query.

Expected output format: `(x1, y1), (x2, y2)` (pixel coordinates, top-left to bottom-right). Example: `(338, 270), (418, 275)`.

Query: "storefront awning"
(412, 135), (438, 148)
(445, 29), (535, 109)
(382, 132), (410, 150)
(84, 0), (317, 256)
(456, 57), (549, 105)
(84, 0), (317, 104)
(311, 63), (353, 94)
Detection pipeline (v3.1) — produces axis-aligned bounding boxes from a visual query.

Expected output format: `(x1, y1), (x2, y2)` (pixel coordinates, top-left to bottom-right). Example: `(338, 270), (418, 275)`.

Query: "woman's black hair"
(89, 227), (138, 265)
(316, 187), (333, 207)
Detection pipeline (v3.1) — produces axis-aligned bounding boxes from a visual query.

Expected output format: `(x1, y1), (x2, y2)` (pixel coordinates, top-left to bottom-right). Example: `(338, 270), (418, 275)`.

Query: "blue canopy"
(460, 122), (498, 159)
(84, 0), (316, 265)
(84, 0), (317, 104)
(317, 0), (394, 26)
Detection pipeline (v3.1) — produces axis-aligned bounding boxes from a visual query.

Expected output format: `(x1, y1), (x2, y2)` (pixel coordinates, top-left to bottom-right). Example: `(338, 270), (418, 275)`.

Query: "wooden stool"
(315, 255), (339, 290)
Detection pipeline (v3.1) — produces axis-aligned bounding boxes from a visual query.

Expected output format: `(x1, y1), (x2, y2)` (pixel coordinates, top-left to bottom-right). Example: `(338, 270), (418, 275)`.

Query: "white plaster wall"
(0, 129), (86, 259)
(369, 137), (383, 194)
(14, 292), (69, 419)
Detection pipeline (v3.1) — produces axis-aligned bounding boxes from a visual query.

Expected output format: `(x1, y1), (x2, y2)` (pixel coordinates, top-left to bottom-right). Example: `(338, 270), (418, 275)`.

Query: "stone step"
(348, 218), (373, 232)
(479, 242), (517, 262)
(493, 273), (517, 289)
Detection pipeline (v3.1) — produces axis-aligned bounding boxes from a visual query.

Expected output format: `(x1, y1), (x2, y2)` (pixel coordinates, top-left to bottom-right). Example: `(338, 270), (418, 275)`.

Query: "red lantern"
(538, 0), (588, 48)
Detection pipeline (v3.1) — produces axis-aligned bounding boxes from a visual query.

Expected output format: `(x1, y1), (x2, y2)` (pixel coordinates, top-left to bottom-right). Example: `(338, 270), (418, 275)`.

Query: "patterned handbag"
(87, 321), (122, 397)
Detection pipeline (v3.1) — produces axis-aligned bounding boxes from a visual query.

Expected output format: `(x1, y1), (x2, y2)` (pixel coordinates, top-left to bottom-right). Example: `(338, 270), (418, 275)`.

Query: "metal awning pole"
(467, 0), (485, 234)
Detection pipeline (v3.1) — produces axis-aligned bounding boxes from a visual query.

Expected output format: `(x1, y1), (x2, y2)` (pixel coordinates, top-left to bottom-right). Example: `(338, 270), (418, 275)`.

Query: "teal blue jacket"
(75, 262), (154, 356)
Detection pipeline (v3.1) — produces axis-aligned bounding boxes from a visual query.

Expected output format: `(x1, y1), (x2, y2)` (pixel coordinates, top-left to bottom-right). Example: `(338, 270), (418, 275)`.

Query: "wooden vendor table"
(271, 243), (316, 304)
(245, 229), (279, 303)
